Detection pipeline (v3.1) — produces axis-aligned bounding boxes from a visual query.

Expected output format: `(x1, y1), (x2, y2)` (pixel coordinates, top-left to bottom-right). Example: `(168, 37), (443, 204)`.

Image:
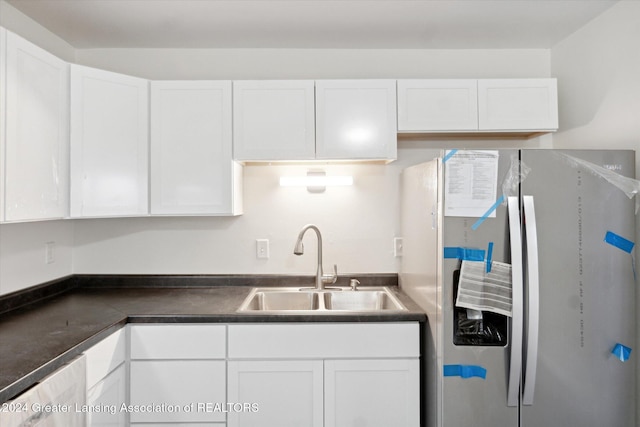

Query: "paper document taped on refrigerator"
(444, 150), (499, 217)
(456, 260), (512, 317)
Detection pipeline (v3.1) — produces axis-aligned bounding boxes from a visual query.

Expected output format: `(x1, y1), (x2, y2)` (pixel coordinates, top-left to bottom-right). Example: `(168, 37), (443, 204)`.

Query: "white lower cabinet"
(87, 363), (127, 427)
(129, 324), (227, 425)
(84, 327), (126, 427)
(324, 359), (420, 427)
(228, 360), (324, 427)
(77, 322), (418, 427)
(130, 360), (226, 423)
(227, 323), (420, 427)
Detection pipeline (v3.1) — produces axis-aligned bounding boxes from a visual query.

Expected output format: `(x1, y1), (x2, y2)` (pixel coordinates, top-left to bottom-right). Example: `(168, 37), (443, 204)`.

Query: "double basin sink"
(237, 286), (407, 314)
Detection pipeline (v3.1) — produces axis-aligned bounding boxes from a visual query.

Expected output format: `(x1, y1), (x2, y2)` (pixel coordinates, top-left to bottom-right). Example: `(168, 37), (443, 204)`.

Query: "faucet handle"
(323, 264), (338, 284)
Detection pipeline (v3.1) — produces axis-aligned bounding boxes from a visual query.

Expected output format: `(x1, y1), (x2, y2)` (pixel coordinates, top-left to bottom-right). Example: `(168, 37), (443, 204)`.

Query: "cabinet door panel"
(397, 79), (478, 131)
(228, 322), (419, 359)
(130, 360), (226, 423)
(316, 80), (396, 160)
(150, 81), (239, 215)
(227, 360), (323, 427)
(130, 324), (226, 360)
(70, 64), (148, 217)
(478, 78), (558, 131)
(233, 80), (315, 161)
(87, 363), (126, 427)
(85, 328), (126, 390)
(3, 30), (69, 221)
(325, 359), (420, 427)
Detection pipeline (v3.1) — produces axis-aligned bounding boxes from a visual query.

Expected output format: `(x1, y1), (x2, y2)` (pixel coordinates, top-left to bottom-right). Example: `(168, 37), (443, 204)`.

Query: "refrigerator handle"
(506, 196), (523, 407)
(522, 195), (540, 405)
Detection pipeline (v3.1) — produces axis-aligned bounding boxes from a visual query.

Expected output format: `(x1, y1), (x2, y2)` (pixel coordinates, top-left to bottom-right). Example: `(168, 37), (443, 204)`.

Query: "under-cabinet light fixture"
(279, 170), (353, 193)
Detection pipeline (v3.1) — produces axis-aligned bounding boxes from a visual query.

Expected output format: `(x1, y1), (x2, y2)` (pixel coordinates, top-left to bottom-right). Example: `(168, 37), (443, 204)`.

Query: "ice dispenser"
(452, 268), (508, 346)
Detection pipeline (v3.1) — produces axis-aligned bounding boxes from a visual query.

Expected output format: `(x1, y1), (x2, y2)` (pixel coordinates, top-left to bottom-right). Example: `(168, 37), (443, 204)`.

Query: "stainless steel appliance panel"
(520, 150), (636, 427)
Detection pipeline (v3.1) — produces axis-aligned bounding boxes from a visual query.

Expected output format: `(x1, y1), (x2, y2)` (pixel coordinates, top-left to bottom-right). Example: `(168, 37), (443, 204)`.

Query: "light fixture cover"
(279, 170), (353, 192)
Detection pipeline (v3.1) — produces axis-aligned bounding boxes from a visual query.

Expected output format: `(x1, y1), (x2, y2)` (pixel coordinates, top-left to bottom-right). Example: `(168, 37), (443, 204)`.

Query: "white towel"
(456, 260), (513, 317)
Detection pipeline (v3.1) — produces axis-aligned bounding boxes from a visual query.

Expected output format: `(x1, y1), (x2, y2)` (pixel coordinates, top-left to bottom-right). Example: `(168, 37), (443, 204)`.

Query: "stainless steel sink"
(237, 287), (407, 313)
(241, 290), (320, 311)
(323, 291), (402, 311)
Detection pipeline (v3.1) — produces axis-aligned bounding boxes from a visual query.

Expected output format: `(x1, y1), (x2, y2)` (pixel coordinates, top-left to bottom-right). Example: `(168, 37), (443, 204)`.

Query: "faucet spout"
(293, 224), (337, 290)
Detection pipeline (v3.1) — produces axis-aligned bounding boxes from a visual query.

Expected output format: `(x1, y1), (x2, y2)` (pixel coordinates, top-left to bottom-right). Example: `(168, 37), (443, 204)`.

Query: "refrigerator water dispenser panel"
(452, 269), (508, 346)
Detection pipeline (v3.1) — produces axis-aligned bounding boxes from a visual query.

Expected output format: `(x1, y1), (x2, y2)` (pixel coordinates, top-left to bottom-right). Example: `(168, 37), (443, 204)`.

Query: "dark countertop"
(0, 276), (426, 403)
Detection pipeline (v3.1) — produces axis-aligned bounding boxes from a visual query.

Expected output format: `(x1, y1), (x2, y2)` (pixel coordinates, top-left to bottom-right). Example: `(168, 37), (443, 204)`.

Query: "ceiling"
(6, 0), (620, 49)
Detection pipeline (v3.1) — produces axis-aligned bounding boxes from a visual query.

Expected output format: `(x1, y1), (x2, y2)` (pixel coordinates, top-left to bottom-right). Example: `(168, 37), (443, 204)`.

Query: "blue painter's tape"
(612, 343), (632, 362)
(443, 247), (486, 262)
(443, 364), (487, 379)
(472, 194), (506, 231)
(486, 242), (494, 273)
(604, 231), (635, 254)
(443, 149), (458, 163)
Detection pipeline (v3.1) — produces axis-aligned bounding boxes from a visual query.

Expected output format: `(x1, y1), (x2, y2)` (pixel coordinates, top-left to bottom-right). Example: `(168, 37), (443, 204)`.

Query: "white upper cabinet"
(150, 81), (242, 215)
(478, 78), (558, 131)
(70, 64), (149, 218)
(397, 79), (478, 131)
(1, 29), (69, 222)
(316, 80), (397, 161)
(397, 78), (558, 134)
(233, 80), (315, 161)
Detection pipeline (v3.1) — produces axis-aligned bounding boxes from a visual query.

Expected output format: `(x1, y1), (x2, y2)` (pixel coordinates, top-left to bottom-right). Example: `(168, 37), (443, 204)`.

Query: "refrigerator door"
(440, 150), (518, 427)
(520, 150), (636, 427)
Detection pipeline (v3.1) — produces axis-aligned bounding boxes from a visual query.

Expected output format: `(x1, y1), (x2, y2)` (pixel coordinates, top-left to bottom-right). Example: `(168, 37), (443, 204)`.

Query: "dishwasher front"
(0, 355), (86, 427)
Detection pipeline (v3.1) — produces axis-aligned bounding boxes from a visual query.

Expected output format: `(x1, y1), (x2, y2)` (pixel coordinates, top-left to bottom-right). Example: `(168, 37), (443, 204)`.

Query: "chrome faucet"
(293, 224), (338, 290)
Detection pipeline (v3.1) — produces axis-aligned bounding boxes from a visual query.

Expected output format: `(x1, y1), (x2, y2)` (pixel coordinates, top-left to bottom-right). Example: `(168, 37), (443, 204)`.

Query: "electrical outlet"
(256, 239), (270, 259)
(45, 241), (56, 264)
(394, 237), (403, 257)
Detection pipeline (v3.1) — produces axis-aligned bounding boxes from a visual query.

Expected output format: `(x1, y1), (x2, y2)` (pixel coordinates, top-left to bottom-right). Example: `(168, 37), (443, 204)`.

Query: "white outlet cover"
(256, 239), (270, 259)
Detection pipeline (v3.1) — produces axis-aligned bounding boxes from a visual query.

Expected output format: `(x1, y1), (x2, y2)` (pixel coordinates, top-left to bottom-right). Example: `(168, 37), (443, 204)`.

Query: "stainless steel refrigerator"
(400, 149), (636, 427)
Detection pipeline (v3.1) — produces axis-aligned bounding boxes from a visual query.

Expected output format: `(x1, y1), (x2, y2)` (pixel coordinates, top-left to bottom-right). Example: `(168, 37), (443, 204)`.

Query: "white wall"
(75, 47), (550, 80)
(551, 1), (640, 153)
(0, 221), (74, 294)
(0, 1), (74, 62)
(0, 1), (75, 295)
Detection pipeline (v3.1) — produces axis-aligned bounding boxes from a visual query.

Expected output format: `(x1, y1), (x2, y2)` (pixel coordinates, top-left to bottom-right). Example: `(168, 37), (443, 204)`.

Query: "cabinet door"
(478, 78), (558, 131)
(397, 79), (478, 131)
(2, 30), (69, 222)
(85, 328), (126, 390)
(150, 81), (241, 215)
(316, 80), (397, 161)
(87, 363), (126, 427)
(70, 64), (149, 217)
(324, 359), (420, 427)
(233, 80), (315, 161)
(227, 360), (323, 427)
(130, 360), (226, 423)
